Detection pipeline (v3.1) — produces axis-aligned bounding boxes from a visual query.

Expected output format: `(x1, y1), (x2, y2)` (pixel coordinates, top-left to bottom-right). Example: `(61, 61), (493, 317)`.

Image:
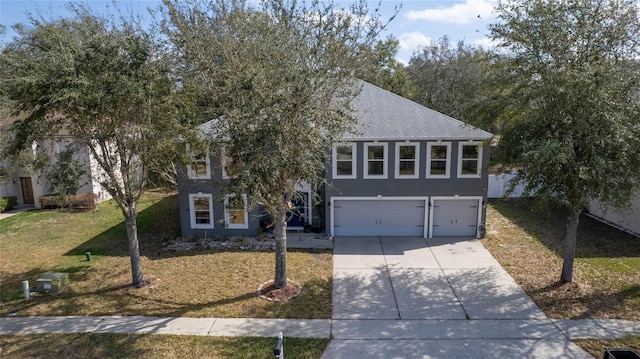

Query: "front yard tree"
(163, 0), (393, 289)
(0, 5), (191, 287)
(489, 0), (640, 283)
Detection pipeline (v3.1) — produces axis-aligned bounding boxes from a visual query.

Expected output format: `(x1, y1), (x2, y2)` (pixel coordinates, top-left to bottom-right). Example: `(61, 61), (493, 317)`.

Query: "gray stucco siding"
(176, 159), (263, 238)
(325, 140), (490, 236)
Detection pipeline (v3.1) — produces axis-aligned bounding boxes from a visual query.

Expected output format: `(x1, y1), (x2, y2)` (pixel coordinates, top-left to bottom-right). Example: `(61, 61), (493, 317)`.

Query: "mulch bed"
(257, 279), (301, 302)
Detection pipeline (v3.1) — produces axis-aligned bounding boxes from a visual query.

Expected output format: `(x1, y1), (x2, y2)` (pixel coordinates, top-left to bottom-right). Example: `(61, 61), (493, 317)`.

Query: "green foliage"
(490, 0), (640, 209)
(46, 147), (86, 196)
(407, 37), (493, 129)
(163, 0), (392, 215)
(0, 196), (18, 212)
(356, 36), (416, 98)
(39, 193), (98, 210)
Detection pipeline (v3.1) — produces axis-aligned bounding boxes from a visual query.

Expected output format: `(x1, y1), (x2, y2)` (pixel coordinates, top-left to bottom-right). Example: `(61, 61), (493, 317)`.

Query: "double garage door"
(332, 197), (480, 237)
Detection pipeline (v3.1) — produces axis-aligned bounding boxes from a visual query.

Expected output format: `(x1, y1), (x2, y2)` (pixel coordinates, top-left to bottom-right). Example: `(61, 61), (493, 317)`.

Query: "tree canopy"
(162, 0), (394, 288)
(407, 37), (492, 128)
(489, 0), (640, 282)
(0, 4), (194, 287)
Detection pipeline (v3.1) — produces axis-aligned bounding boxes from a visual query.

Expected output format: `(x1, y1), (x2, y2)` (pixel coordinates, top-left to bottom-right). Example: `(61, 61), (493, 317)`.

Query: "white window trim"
(363, 142), (388, 179)
(186, 144), (211, 180)
(457, 141), (483, 178)
(426, 142), (452, 179)
(332, 142), (357, 179)
(189, 193), (214, 229)
(221, 147), (231, 180)
(395, 142), (420, 179)
(224, 194), (249, 229)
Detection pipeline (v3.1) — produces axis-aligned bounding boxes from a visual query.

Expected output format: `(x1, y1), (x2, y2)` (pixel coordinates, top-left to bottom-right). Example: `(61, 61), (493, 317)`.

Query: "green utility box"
(35, 272), (69, 294)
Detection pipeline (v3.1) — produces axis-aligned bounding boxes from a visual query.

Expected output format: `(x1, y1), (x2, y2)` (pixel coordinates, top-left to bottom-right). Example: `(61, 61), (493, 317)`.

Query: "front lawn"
(0, 334), (329, 359)
(483, 198), (640, 320)
(0, 189), (332, 319)
(574, 337), (640, 358)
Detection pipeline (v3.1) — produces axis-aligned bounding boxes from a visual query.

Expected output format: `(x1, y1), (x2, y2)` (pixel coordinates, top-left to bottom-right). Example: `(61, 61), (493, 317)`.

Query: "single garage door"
(431, 199), (479, 237)
(333, 199), (426, 236)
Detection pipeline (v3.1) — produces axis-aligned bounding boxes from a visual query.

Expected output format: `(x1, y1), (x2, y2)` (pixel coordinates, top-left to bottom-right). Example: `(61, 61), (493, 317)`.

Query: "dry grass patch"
(573, 337), (640, 358)
(482, 198), (640, 320)
(0, 190), (332, 319)
(0, 334), (329, 359)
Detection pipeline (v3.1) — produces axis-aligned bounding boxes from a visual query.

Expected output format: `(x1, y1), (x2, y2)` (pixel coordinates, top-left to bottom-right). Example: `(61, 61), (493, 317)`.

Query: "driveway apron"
(325, 236), (592, 359)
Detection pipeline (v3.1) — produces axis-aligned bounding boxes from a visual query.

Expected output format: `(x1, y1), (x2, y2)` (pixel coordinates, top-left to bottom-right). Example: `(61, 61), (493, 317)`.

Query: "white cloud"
(398, 31), (432, 52)
(406, 0), (496, 25)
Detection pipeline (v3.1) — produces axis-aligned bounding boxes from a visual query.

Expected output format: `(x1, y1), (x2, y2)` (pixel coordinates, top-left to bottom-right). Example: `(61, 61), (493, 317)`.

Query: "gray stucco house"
(177, 81), (493, 238)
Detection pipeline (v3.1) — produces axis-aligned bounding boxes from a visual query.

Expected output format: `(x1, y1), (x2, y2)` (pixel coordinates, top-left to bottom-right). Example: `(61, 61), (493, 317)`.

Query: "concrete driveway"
(323, 236), (593, 358)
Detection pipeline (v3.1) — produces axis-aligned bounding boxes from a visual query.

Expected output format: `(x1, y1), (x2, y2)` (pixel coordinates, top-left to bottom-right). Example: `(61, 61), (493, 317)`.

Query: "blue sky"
(0, 0), (498, 64)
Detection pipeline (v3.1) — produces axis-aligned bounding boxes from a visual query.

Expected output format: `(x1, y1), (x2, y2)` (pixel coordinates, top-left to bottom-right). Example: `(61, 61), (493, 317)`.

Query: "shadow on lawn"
(489, 198), (640, 259)
(63, 193), (179, 260)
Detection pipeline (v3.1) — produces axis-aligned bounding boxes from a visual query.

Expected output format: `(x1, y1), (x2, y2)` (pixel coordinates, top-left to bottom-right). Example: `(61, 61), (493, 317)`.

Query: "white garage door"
(333, 199), (425, 236)
(432, 199), (479, 237)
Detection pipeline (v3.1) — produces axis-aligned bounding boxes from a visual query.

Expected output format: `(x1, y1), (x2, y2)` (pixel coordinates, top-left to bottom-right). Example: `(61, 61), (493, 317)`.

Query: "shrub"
(0, 196), (18, 212)
(40, 193), (98, 210)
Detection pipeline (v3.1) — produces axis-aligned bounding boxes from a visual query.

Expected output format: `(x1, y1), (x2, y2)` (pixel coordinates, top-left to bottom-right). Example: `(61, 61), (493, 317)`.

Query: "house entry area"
(19, 177), (35, 205)
(330, 196), (483, 238)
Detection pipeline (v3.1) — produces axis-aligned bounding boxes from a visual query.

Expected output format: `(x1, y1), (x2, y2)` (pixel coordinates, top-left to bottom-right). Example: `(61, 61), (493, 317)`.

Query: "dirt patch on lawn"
(257, 279), (301, 302)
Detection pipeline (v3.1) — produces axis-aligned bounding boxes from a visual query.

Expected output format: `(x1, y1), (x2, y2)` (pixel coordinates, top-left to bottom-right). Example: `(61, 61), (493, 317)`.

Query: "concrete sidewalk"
(1, 316), (638, 340)
(0, 206), (33, 221)
(0, 316), (330, 338)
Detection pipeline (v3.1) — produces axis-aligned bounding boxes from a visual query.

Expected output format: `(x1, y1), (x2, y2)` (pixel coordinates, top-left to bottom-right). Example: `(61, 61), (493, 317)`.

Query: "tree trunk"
(560, 205), (582, 283)
(124, 209), (146, 288)
(273, 209), (288, 289)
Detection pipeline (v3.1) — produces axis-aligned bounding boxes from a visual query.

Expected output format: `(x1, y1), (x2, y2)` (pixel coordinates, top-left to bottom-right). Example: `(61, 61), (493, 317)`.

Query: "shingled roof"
(346, 80), (493, 141)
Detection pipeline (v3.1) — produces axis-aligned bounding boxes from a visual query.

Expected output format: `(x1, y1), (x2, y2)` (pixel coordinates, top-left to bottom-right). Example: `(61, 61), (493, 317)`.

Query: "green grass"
(483, 198), (640, 320)
(0, 189), (332, 318)
(0, 334), (330, 358)
(574, 337), (640, 358)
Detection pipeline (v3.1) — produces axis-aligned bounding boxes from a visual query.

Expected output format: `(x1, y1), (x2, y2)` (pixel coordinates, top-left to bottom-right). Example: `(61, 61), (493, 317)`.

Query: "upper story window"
(426, 142), (451, 178)
(458, 141), (483, 178)
(364, 142), (388, 179)
(189, 193), (214, 229)
(395, 142), (419, 179)
(332, 143), (357, 179)
(186, 144), (211, 179)
(224, 194), (248, 229)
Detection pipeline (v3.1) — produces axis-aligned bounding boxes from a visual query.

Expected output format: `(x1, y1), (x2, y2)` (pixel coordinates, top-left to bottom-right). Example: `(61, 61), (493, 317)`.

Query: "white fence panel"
(488, 173), (527, 199)
(488, 173), (639, 237)
(587, 194), (640, 237)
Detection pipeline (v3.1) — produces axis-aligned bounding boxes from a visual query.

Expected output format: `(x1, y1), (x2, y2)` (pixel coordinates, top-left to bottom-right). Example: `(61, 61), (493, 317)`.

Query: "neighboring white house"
(488, 173), (640, 237)
(0, 135), (112, 209)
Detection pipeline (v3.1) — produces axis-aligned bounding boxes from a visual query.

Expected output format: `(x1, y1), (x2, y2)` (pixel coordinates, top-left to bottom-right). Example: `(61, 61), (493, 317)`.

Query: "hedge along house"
(177, 80), (493, 239)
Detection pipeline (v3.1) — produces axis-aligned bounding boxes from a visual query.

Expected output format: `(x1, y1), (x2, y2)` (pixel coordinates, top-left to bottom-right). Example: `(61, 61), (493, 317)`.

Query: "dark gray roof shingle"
(346, 80), (493, 141)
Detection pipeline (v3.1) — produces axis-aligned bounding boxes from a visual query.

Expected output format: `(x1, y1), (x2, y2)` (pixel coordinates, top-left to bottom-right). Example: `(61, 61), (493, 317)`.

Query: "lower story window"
(225, 194), (249, 229)
(189, 193), (214, 229)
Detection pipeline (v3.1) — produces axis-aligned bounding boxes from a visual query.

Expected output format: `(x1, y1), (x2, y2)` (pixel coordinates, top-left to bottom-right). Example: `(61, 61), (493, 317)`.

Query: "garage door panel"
(334, 199), (425, 237)
(432, 199), (479, 237)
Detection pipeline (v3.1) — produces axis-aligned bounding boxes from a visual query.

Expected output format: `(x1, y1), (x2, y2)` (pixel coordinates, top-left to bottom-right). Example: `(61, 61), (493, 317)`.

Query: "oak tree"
(163, 0), (393, 288)
(489, 0), (640, 282)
